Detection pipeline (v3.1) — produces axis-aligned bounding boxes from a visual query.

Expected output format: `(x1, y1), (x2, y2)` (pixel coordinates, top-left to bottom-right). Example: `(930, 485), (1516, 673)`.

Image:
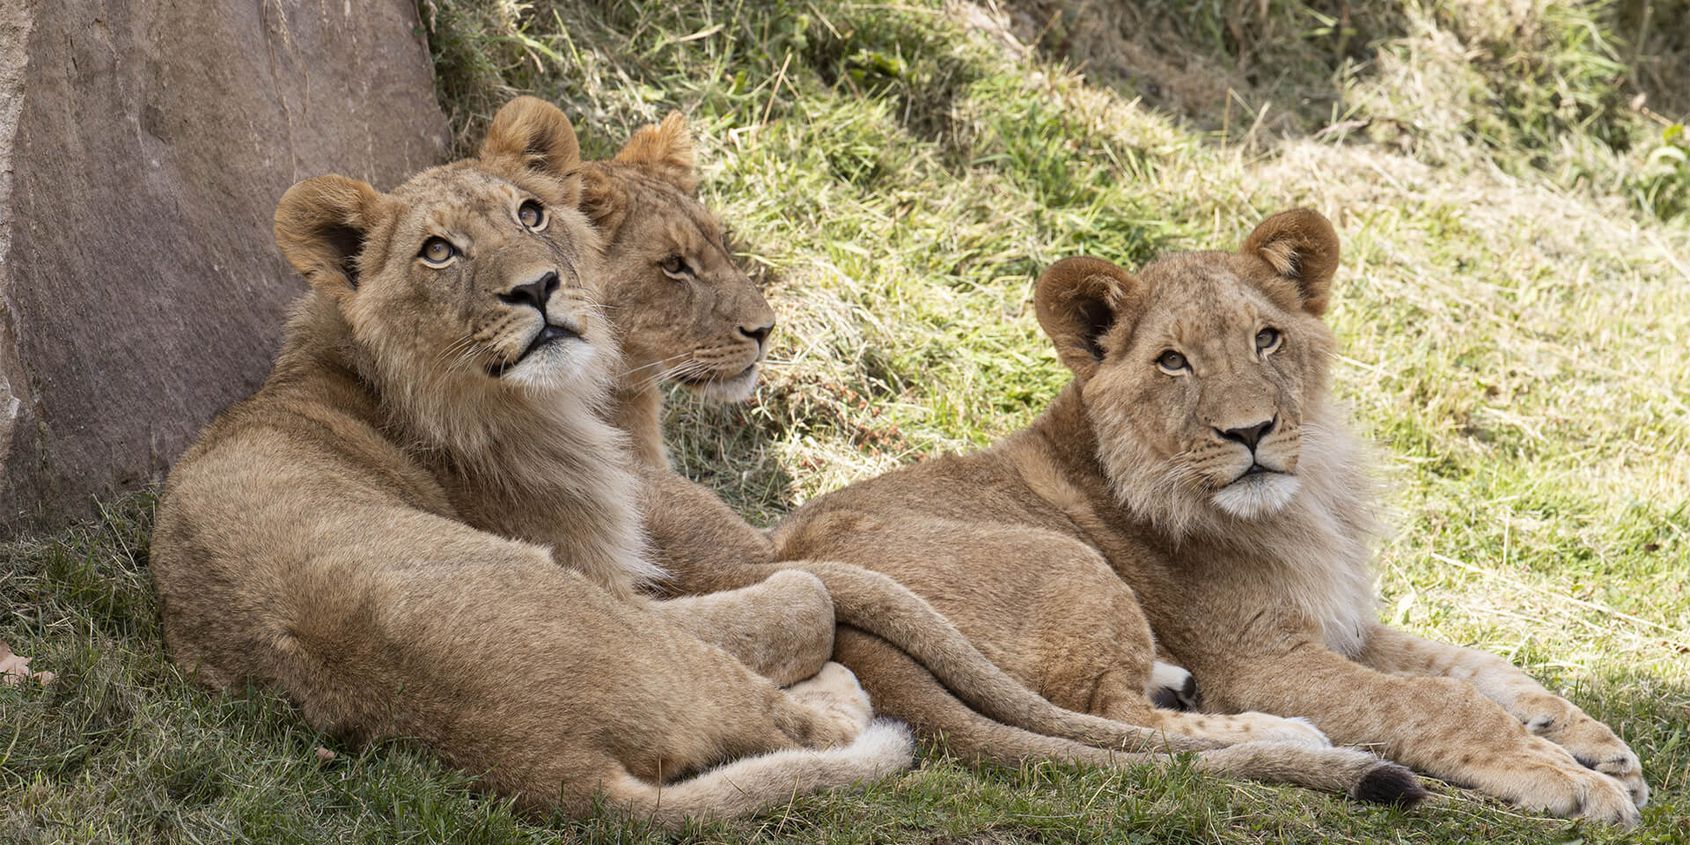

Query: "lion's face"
(1035, 210), (1341, 530)
(583, 115), (776, 402)
(274, 97), (609, 398)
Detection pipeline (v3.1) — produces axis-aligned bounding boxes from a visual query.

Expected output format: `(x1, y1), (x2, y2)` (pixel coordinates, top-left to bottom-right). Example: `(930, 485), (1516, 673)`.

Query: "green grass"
(6, 0), (1690, 841)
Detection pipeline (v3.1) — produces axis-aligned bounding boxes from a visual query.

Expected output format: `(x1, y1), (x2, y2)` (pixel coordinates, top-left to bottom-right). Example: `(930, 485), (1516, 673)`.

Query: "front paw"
(1475, 738), (1641, 827)
(1525, 711), (1648, 807)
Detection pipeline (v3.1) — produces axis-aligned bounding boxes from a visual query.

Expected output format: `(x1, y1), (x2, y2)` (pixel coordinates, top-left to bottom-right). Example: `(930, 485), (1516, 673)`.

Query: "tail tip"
(1353, 762), (1428, 807)
(856, 718), (916, 767)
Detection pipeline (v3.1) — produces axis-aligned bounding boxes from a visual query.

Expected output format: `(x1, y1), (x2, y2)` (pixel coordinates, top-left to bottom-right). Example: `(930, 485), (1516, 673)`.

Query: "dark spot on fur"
(1353, 763), (1428, 807)
(1575, 754), (1599, 770)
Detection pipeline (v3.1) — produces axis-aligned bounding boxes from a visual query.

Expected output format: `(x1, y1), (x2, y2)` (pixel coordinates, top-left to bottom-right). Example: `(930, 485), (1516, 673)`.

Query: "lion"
(148, 96), (918, 826)
(771, 209), (1648, 825)
(578, 113), (1426, 804)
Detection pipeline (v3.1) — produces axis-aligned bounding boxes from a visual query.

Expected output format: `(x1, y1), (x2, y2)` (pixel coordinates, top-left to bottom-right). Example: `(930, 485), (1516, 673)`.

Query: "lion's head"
(273, 97), (610, 415)
(1035, 209), (1342, 532)
(580, 114), (776, 403)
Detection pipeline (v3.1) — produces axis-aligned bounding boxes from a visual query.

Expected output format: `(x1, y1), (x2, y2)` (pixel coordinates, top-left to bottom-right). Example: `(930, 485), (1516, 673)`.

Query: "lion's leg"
(1015, 547), (1324, 747)
(1191, 635), (1640, 826)
(831, 628), (1420, 803)
(649, 570), (836, 686)
(1357, 623), (1645, 805)
(244, 538), (879, 817)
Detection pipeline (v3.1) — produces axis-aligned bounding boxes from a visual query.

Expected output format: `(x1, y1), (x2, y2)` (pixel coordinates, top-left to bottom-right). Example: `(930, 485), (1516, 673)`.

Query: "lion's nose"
(738, 320), (774, 347)
(498, 271), (560, 312)
(1216, 417), (1275, 450)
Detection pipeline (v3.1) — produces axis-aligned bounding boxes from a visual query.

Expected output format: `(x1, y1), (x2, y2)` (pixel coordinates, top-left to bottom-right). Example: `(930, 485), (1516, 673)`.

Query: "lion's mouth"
(1230, 463), (1287, 485)
(486, 323), (583, 378)
(676, 362), (758, 389)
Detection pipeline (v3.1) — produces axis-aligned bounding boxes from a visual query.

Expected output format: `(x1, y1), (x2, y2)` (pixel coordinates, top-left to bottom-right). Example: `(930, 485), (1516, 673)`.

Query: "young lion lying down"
(581, 113), (1427, 804)
(774, 209), (1648, 825)
(148, 97), (912, 825)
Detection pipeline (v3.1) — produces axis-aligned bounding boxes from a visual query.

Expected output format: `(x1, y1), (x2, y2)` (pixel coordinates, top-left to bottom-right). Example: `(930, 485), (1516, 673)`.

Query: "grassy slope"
(5, 1), (1689, 842)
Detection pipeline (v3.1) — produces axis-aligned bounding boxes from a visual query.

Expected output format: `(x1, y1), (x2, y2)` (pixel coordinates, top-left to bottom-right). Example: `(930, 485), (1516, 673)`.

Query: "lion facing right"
(775, 209), (1647, 825)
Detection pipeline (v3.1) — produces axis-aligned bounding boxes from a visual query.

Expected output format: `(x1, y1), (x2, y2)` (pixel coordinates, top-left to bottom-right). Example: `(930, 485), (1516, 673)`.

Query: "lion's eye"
(661, 254), (693, 280)
(420, 237), (456, 267)
(518, 199), (546, 231)
(1256, 327), (1281, 352)
(1156, 350), (1189, 373)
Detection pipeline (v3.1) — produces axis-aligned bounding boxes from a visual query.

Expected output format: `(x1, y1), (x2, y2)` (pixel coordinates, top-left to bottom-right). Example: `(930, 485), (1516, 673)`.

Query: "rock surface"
(0, 0), (448, 531)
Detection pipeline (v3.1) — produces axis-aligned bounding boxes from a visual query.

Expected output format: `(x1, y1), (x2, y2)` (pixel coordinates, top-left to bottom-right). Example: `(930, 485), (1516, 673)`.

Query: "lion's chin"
(681, 363), (760, 403)
(1210, 472), (1302, 520)
(502, 338), (603, 393)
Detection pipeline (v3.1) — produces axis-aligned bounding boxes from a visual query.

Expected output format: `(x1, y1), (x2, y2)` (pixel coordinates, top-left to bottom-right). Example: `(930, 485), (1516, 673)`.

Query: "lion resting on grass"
(149, 97), (914, 825)
(584, 114), (1426, 804)
(774, 209), (1648, 825)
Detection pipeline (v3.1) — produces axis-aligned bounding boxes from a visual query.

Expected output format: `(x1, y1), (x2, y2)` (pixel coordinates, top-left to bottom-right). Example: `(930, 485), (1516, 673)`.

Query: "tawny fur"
(775, 209), (1647, 825)
(584, 118), (1423, 802)
(149, 97), (914, 825)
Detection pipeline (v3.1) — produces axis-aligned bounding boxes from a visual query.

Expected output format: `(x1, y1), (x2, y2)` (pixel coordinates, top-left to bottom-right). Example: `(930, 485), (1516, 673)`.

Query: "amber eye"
(1256, 327), (1281, 352)
(660, 253), (693, 280)
(1156, 350), (1189, 373)
(518, 199), (546, 231)
(420, 237), (456, 267)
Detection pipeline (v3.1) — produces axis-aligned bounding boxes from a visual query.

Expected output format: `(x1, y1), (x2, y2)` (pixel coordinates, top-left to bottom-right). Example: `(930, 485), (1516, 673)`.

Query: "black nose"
(739, 321), (774, 346)
(499, 271), (560, 312)
(1216, 418), (1275, 449)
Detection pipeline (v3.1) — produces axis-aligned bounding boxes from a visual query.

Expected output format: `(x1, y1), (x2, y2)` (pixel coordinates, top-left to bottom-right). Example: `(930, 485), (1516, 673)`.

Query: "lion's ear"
(479, 96), (582, 180)
(578, 167), (630, 235)
(613, 112), (697, 193)
(1241, 208), (1339, 315)
(1035, 257), (1139, 381)
(274, 175), (387, 297)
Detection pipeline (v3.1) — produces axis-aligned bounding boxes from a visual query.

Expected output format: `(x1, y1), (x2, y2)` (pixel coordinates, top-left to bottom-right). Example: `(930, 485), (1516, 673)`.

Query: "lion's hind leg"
(651, 569), (836, 686)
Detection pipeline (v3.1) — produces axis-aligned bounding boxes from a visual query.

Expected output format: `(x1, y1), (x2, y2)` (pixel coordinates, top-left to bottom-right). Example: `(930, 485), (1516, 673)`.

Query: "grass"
(5, 0), (1689, 841)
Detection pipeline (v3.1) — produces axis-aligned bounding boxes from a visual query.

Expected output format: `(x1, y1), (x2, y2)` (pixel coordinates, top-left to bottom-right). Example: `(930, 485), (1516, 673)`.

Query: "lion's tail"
(765, 559), (1221, 755)
(835, 628), (1427, 805)
(603, 719), (912, 827)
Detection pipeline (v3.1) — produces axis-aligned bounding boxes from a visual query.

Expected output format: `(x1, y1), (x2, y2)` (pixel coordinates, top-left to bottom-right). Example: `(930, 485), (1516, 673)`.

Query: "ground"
(4, 1), (1688, 842)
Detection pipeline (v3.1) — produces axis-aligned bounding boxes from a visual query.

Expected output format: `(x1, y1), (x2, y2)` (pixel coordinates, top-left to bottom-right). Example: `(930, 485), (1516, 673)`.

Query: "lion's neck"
(610, 377), (671, 469)
(1028, 382), (1382, 655)
(286, 294), (660, 602)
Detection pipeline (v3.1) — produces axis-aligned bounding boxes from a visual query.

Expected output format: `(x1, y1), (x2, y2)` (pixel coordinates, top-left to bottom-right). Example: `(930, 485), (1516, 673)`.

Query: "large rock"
(0, 0), (449, 532)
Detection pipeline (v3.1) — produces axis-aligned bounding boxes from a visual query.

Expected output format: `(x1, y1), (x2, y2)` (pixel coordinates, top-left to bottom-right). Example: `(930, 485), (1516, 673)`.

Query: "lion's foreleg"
(1356, 623), (1645, 805)
(1193, 638), (1639, 826)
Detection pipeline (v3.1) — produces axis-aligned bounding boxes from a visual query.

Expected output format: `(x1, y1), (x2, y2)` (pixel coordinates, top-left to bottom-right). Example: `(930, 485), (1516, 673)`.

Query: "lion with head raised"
(773, 208), (1647, 825)
(149, 96), (916, 825)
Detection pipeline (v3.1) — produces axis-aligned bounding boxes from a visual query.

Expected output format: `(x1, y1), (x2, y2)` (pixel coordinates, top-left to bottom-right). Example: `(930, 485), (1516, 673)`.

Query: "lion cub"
(774, 209), (1646, 825)
(149, 97), (912, 825)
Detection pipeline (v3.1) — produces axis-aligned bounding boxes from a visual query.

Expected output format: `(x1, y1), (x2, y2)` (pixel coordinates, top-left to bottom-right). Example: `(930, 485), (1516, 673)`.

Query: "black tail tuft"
(1353, 762), (1429, 807)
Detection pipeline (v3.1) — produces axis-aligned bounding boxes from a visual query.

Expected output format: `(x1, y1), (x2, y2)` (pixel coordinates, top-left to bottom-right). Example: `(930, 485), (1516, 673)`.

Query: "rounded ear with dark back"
(1241, 208), (1340, 315)
(479, 96), (583, 182)
(1034, 257), (1139, 380)
(613, 112), (697, 194)
(273, 175), (386, 297)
